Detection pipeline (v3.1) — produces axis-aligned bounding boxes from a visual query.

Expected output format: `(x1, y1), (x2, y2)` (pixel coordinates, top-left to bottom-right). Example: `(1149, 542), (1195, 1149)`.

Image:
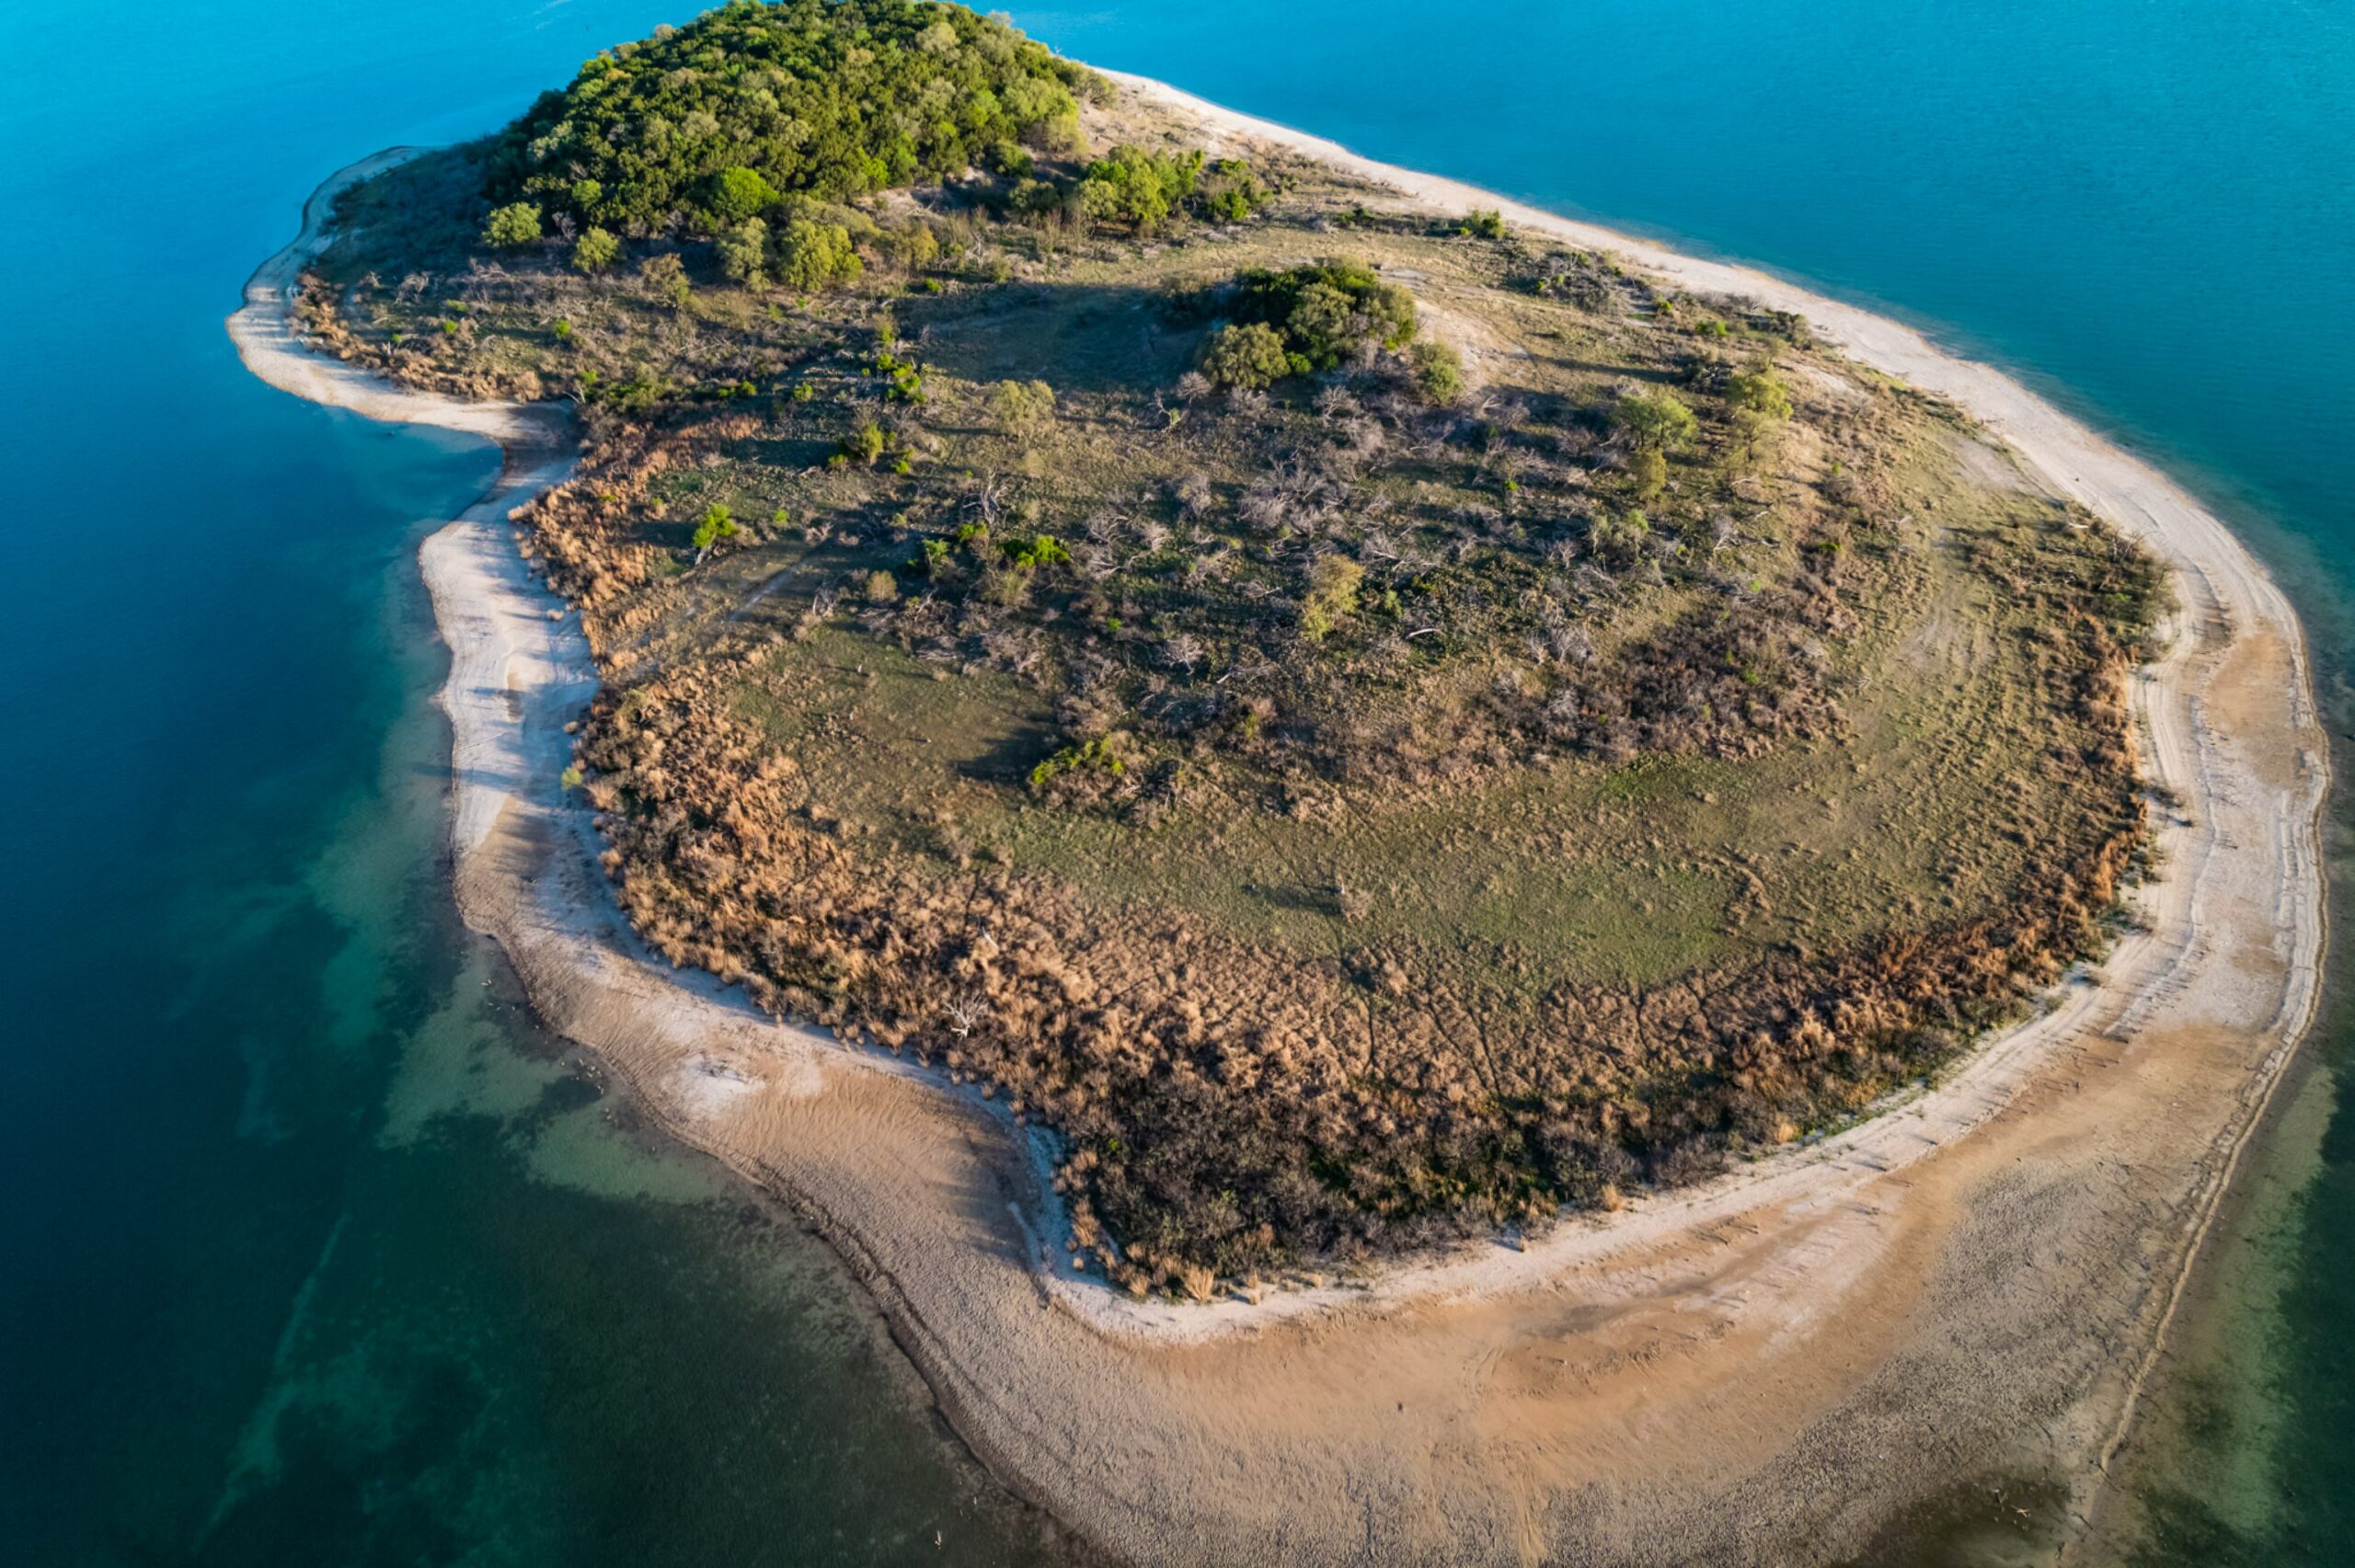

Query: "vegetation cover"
(296, 0), (2165, 1292)
(488, 0), (1097, 233)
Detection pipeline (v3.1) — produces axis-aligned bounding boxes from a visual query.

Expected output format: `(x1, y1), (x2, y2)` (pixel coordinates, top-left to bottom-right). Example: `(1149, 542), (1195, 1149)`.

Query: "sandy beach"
(231, 83), (2329, 1565)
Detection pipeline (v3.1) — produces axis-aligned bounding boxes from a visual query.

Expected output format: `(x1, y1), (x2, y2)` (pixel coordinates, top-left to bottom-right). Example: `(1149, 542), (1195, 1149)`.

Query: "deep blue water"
(0, 0), (2345, 1562)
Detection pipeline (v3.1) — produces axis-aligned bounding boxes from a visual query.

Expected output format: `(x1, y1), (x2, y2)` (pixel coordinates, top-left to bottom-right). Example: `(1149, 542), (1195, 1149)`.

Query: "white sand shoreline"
(231, 86), (2329, 1563)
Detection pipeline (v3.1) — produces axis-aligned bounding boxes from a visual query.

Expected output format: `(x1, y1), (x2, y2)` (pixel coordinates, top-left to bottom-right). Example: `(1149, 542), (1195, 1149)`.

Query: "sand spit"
(233, 92), (2327, 1564)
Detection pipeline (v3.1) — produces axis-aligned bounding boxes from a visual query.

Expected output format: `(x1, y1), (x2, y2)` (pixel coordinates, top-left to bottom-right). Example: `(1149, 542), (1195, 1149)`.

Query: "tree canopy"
(487, 0), (1095, 235)
(1614, 389), (1699, 451)
(1200, 260), (1421, 385)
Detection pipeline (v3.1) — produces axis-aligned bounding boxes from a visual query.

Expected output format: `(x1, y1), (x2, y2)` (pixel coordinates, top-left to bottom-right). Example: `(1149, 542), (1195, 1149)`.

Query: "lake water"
(0, 1), (2343, 1562)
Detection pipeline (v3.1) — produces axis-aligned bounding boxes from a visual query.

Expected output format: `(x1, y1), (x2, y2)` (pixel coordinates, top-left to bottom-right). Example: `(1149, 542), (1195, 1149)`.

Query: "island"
(230, 3), (2329, 1562)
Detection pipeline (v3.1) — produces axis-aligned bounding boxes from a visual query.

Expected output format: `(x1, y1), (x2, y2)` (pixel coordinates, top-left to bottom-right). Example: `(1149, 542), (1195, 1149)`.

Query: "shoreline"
(232, 82), (2330, 1565)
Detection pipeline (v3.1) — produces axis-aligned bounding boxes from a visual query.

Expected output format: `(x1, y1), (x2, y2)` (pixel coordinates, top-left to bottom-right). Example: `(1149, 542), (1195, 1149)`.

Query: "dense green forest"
(487, 0), (1101, 235)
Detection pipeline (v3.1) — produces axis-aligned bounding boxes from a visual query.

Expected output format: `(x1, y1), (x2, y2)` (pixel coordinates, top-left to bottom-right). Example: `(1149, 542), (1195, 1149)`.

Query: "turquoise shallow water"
(0, 0), (2345, 1562)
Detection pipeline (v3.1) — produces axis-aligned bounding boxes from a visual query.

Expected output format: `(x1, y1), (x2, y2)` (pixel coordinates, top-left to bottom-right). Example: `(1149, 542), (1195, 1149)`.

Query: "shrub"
(1075, 143), (1201, 232)
(1195, 157), (1264, 223)
(482, 201), (543, 247)
(1591, 508), (1650, 566)
(1299, 554), (1363, 640)
(640, 252), (691, 309)
(717, 218), (768, 285)
(1028, 735), (1123, 791)
(1726, 364), (1794, 421)
(774, 218), (863, 292)
(840, 417), (887, 465)
(571, 226), (621, 274)
(1199, 322), (1294, 389)
(1409, 339), (1465, 405)
(1615, 390), (1698, 452)
(690, 503), (739, 552)
(987, 378), (1056, 429)
(1007, 177), (1067, 221)
(863, 569), (899, 603)
(870, 222), (939, 274)
(1003, 533), (1072, 570)
(1228, 260), (1418, 372)
(1457, 208), (1508, 240)
(1630, 447), (1668, 498)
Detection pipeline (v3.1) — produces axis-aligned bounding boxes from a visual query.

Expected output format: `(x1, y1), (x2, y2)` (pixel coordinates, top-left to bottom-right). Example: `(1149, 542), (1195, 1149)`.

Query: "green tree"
(774, 219), (863, 292)
(1075, 144), (1201, 232)
(718, 218), (768, 285)
(1615, 390), (1698, 452)
(482, 201), (543, 247)
(1200, 322), (1295, 389)
(1726, 365), (1793, 421)
(1230, 260), (1417, 371)
(705, 166), (779, 224)
(485, 0), (1084, 229)
(571, 226), (621, 274)
(640, 252), (691, 309)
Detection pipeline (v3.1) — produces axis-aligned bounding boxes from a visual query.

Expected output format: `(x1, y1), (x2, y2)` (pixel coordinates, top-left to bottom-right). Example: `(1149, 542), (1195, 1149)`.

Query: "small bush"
(1409, 340), (1465, 405)
(718, 218), (768, 285)
(840, 417), (887, 465)
(1199, 322), (1293, 389)
(482, 201), (543, 247)
(774, 218), (863, 292)
(987, 378), (1056, 429)
(640, 253), (691, 309)
(1028, 735), (1123, 791)
(1230, 259), (1418, 372)
(863, 569), (899, 603)
(1591, 508), (1650, 566)
(690, 504), (739, 553)
(1630, 447), (1668, 498)
(1457, 208), (1508, 240)
(1003, 533), (1072, 570)
(1299, 554), (1363, 641)
(1196, 158), (1264, 222)
(571, 226), (621, 274)
(870, 222), (939, 273)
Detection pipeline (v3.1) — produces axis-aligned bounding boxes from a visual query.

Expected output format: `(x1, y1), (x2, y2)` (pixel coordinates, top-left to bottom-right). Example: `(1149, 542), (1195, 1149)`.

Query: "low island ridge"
(229, 7), (2327, 1561)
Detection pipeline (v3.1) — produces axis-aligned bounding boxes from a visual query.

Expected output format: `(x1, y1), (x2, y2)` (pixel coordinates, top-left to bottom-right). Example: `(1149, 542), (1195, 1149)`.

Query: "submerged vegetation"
(295, 0), (2165, 1290)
